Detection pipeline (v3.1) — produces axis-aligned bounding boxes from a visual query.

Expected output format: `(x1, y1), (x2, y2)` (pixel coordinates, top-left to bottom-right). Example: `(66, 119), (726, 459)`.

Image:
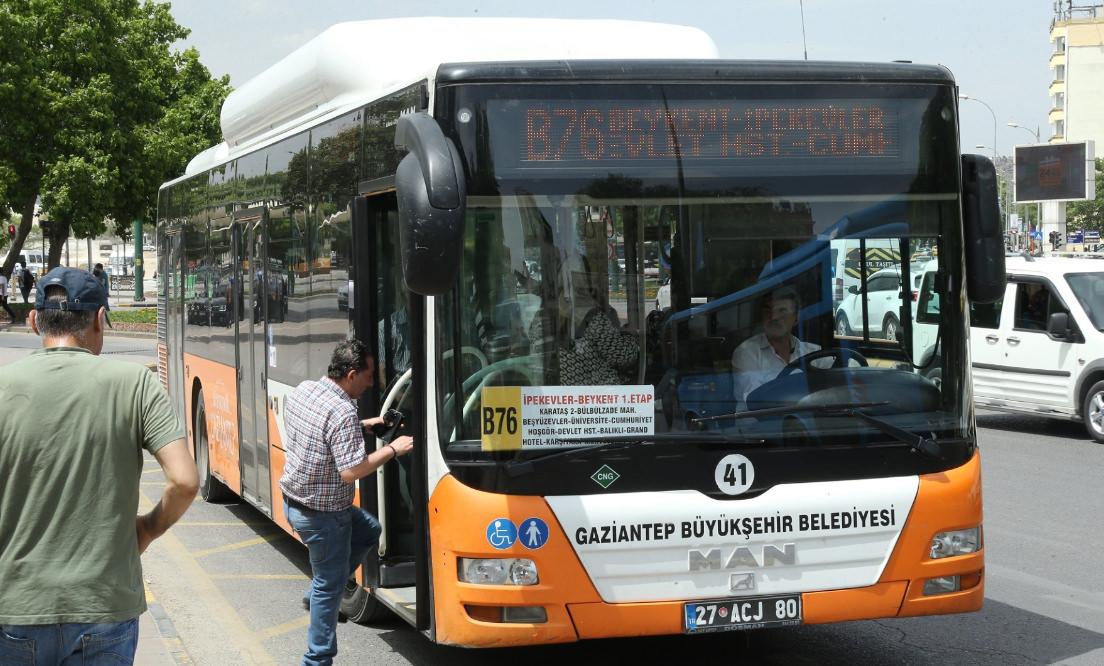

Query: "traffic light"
(1056, 232), (1063, 248)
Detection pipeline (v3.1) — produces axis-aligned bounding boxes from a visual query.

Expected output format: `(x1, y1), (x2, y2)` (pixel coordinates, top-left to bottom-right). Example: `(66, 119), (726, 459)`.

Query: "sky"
(166, 0), (1058, 159)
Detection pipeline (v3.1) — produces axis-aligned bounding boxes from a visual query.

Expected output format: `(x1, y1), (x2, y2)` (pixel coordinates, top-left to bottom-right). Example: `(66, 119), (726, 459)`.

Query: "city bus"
(156, 18), (1005, 647)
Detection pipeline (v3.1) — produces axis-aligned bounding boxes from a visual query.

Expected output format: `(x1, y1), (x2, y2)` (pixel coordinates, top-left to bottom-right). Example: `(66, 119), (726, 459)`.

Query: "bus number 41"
(724, 462), (748, 487)
(482, 407), (519, 435)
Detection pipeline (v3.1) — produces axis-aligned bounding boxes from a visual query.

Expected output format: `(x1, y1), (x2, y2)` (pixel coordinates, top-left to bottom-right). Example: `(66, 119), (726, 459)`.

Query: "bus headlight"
(508, 558), (539, 586)
(459, 558), (539, 586)
(929, 527), (981, 559)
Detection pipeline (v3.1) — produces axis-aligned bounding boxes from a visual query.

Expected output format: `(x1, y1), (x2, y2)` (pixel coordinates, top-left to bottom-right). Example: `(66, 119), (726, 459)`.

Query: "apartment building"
(1049, 2), (1103, 146)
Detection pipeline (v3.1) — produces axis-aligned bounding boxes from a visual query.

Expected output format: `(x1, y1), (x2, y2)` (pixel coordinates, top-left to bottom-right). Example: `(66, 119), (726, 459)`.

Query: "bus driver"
(731, 287), (830, 408)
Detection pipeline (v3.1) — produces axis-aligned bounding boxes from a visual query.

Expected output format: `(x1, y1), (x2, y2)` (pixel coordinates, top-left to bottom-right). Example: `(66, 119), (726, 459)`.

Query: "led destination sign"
(503, 101), (902, 165)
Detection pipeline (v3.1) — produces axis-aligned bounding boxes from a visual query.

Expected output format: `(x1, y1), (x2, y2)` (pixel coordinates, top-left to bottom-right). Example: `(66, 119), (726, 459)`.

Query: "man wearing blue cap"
(0, 267), (199, 664)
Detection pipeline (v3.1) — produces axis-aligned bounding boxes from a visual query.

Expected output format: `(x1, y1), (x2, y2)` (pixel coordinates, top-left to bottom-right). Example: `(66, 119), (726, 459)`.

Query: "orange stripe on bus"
(428, 474), (599, 647)
(183, 353), (242, 495)
(885, 449), (985, 616)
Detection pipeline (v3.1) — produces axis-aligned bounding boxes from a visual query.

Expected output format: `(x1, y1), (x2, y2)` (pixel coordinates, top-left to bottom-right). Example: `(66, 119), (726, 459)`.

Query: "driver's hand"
(361, 416), (385, 429)
(389, 435), (414, 457)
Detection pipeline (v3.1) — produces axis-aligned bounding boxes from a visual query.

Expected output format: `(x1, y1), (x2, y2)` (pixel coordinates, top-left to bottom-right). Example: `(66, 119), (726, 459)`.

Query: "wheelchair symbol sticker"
(519, 517), (549, 550)
(486, 518), (518, 550)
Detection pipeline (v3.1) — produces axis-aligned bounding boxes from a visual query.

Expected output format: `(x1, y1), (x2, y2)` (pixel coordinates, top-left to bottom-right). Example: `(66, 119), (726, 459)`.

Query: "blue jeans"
(0, 618), (138, 665)
(284, 500), (381, 666)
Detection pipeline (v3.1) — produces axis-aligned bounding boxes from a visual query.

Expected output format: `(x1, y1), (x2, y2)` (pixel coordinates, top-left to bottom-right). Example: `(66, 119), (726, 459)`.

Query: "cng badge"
(591, 464), (620, 489)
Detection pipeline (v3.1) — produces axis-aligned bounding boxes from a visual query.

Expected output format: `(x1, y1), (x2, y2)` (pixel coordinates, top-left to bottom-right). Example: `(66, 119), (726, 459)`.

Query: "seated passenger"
(731, 287), (829, 407)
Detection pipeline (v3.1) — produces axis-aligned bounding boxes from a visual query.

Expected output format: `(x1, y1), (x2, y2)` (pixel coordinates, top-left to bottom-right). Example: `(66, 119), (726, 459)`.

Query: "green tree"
(0, 0), (231, 276)
(1067, 158), (1104, 234)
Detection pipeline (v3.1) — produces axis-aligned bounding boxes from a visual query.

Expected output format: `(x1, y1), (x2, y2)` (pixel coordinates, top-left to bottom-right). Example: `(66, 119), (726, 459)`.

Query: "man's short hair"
(36, 285), (97, 337)
(94, 263), (104, 270)
(327, 339), (372, 380)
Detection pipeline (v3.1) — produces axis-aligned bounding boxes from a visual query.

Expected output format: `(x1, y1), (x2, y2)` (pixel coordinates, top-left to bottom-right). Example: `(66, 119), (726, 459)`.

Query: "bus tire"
(195, 389), (233, 503)
(1081, 380), (1104, 443)
(341, 580), (393, 624)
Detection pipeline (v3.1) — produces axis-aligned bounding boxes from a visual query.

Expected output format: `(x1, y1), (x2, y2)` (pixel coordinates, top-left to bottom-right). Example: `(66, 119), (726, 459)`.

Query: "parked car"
(833, 266), (922, 342)
(654, 275), (671, 311)
(918, 256), (1104, 442)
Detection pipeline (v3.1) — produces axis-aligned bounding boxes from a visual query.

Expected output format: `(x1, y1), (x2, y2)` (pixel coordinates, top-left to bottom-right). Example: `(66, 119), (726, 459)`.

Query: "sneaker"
(301, 595), (348, 622)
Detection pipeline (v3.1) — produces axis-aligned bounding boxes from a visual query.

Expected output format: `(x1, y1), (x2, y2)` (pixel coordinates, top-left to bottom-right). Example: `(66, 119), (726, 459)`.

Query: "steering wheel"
(442, 345), (489, 370)
(461, 367), (519, 420)
(777, 348), (868, 378)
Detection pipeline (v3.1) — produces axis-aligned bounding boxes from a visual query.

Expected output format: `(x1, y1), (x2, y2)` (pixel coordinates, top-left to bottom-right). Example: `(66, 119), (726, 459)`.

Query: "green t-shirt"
(0, 347), (184, 624)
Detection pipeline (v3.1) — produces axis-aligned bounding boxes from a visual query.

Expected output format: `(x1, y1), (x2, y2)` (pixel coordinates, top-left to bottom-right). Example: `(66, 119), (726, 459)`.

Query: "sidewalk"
(1, 288), (157, 338)
(138, 607), (186, 665)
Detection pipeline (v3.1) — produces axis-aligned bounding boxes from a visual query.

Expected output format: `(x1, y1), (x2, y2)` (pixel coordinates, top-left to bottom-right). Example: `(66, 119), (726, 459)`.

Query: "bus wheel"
(835, 313), (851, 336)
(341, 579), (392, 624)
(195, 389), (233, 502)
(882, 314), (900, 342)
(1082, 380), (1104, 443)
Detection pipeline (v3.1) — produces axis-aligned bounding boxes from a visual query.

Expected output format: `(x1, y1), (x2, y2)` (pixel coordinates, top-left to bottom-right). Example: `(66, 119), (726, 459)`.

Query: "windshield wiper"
(503, 432), (764, 477)
(693, 401), (943, 460)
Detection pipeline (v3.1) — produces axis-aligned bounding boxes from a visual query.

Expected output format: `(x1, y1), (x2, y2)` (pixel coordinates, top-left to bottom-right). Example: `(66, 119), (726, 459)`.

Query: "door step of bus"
(380, 560), (415, 588)
(374, 586), (416, 625)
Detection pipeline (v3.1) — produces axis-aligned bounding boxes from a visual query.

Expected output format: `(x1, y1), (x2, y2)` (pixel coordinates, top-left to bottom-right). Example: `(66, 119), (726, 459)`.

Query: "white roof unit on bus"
(184, 17), (718, 177)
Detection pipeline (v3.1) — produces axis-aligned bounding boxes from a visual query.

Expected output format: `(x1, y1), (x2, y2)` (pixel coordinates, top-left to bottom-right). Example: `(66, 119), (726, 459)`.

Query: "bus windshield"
(433, 80), (967, 472)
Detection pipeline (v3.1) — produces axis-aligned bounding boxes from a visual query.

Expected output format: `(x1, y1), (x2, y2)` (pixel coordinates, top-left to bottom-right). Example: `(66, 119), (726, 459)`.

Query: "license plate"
(684, 595), (802, 634)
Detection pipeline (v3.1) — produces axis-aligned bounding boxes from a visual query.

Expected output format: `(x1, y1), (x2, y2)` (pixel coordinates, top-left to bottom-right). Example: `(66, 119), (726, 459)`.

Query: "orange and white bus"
(156, 18), (1005, 646)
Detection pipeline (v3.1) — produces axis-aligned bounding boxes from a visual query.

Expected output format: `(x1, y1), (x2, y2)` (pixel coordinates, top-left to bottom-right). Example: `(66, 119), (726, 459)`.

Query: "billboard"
(1013, 141), (1095, 203)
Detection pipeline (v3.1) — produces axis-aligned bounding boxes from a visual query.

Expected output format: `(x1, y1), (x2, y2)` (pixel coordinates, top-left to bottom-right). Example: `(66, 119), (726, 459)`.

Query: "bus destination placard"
(480, 385), (655, 451)
(488, 99), (903, 171)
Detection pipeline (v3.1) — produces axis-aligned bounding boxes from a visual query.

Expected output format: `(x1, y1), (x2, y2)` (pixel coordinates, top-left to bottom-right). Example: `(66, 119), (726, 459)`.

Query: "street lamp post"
(977, 144), (1012, 245)
(1006, 122), (1041, 143)
(959, 94), (998, 162)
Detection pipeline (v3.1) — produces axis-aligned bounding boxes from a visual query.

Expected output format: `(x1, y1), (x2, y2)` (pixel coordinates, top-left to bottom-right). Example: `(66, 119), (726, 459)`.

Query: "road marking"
(255, 615), (311, 641)
(192, 534), (283, 558)
(143, 468), (163, 475)
(209, 574), (310, 580)
(138, 487), (276, 664)
(145, 579), (194, 663)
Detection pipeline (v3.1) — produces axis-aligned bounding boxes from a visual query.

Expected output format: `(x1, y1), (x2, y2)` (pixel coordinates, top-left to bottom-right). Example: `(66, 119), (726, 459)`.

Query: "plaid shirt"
(279, 377), (366, 511)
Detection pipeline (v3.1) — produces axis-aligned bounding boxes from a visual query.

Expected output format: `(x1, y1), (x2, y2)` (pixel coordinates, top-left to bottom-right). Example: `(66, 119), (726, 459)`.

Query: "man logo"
(687, 543), (796, 571)
(730, 572), (756, 592)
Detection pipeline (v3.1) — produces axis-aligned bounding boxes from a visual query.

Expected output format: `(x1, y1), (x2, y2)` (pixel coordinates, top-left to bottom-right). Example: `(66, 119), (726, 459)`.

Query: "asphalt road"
(3, 333), (1102, 664)
(0, 328), (156, 366)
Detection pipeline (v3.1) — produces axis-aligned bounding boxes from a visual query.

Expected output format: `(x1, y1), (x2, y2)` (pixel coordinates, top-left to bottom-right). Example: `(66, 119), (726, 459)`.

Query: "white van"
(925, 257), (1104, 442)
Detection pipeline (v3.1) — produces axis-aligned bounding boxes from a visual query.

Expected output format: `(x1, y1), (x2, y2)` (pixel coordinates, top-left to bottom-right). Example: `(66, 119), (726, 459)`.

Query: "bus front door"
(352, 192), (418, 590)
(234, 211), (272, 513)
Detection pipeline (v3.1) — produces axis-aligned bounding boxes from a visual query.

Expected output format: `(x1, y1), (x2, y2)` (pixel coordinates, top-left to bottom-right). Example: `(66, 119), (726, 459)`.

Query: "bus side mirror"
(961, 154), (1006, 303)
(394, 113), (467, 296)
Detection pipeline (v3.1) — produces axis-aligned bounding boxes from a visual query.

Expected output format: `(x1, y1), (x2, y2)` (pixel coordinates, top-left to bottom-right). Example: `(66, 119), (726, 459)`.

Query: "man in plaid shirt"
(279, 339), (413, 666)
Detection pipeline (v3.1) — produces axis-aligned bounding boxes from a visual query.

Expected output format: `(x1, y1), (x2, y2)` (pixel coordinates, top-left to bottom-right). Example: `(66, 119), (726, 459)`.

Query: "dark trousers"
(1, 297), (14, 322)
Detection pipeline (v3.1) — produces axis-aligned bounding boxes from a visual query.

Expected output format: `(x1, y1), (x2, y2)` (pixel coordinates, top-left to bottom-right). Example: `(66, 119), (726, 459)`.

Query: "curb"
(1, 324), (156, 340)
